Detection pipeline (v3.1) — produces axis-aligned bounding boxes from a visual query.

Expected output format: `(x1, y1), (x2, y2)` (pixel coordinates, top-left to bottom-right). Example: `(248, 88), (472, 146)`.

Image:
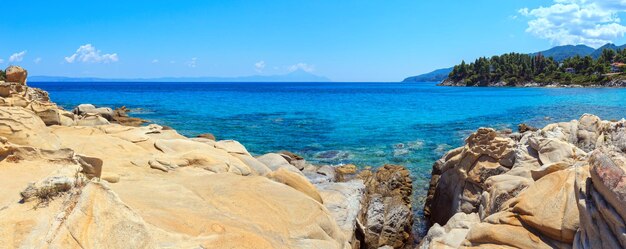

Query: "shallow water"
(30, 81), (626, 234)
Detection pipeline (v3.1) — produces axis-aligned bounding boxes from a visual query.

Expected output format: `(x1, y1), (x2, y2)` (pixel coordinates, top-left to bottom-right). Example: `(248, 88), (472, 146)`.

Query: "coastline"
(0, 66), (416, 248)
(438, 78), (626, 88)
(419, 115), (626, 248)
(3, 65), (626, 248)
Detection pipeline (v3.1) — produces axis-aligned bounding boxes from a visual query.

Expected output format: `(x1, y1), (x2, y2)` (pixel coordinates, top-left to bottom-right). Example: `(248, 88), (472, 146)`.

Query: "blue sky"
(2, 0), (626, 81)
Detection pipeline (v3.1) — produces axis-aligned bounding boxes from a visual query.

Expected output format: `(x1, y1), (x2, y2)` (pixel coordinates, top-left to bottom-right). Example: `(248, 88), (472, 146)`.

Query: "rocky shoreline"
(0, 66), (416, 249)
(420, 114), (626, 248)
(438, 78), (626, 88)
(4, 65), (625, 248)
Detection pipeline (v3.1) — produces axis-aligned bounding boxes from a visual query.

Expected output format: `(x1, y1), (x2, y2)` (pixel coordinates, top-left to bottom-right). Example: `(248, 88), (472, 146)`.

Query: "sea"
(30, 81), (626, 235)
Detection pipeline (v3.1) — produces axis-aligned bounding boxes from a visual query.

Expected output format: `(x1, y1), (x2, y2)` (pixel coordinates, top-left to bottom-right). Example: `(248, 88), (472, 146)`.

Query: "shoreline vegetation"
(439, 48), (626, 87)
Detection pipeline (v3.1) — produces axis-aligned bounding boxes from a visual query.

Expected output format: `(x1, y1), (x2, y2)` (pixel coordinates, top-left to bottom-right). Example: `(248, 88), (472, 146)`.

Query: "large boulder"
(422, 114), (626, 249)
(76, 114), (110, 126)
(25, 101), (63, 126)
(0, 106), (60, 150)
(427, 128), (515, 225)
(358, 164), (413, 249)
(73, 104), (115, 121)
(574, 149), (626, 249)
(317, 180), (366, 247)
(5, 66), (27, 84)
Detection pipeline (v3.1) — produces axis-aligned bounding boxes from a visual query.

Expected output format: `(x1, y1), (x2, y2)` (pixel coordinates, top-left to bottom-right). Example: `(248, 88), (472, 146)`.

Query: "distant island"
(403, 43), (626, 86)
(29, 69), (331, 83)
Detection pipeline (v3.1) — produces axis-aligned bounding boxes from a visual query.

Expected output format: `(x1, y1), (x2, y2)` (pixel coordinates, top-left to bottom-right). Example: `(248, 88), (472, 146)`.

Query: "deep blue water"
(30, 81), (626, 233)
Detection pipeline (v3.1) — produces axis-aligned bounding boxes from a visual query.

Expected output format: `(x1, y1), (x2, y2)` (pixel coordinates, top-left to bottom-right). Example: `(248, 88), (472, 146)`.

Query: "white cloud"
(34, 57), (42, 64)
(519, 0), (626, 47)
(151, 59), (159, 63)
(9, 51), (27, 62)
(65, 44), (118, 63)
(187, 57), (197, 68)
(254, 61), (266, 72)
(288, 62), (315, 73)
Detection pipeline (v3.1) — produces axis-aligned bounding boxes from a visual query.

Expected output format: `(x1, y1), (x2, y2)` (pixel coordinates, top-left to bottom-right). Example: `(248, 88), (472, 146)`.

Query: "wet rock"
(111, 106), (148, 126)
(518, 123), (537, 133)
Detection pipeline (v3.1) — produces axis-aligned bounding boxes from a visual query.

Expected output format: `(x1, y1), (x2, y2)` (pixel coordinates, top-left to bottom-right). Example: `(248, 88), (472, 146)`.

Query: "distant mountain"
(590, 43), (626, 59)
(532, 45), (595, 61)
(402, 67), (453, 83)
(30, 70), (331, 83)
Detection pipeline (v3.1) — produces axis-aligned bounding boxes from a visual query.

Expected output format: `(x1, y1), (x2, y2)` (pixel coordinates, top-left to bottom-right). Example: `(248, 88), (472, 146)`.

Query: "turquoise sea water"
(30, 81), (626, 234)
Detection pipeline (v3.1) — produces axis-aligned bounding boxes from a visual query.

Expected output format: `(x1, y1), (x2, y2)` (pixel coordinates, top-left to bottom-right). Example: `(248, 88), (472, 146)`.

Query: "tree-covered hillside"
(445, 49), (626, 86)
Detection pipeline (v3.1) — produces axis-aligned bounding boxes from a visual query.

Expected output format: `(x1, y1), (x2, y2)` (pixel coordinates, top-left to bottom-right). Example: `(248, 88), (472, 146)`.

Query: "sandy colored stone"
(268, 167), (324, 203)
(0, 106), (61, 150)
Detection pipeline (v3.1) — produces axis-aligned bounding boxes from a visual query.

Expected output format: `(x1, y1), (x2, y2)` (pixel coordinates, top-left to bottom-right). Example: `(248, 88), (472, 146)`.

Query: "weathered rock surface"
(358, 164), (414, 249)
(5, 66), (27, 84)
(421, 114), (626, 249)
(0, 67), (372, 249)
(574, 148), (626, 249)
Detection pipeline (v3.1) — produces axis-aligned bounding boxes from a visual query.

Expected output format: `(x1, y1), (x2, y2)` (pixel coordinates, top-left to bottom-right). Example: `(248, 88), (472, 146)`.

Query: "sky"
(2, 0), (626, 82)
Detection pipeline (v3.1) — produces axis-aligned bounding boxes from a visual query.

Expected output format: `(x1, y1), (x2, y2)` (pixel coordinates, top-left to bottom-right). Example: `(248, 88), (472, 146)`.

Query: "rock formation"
(421, 114), (626, 248)
(0, 66), (415, 249)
